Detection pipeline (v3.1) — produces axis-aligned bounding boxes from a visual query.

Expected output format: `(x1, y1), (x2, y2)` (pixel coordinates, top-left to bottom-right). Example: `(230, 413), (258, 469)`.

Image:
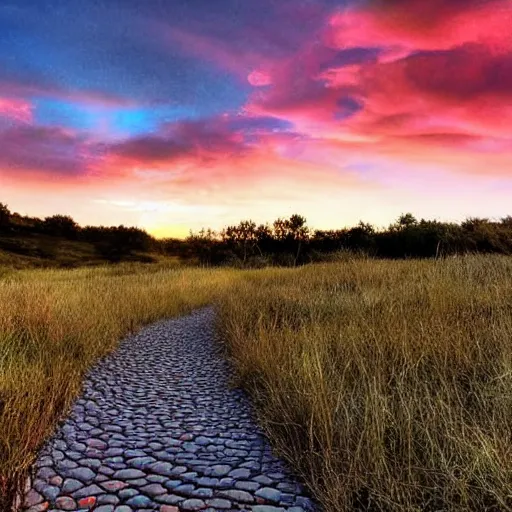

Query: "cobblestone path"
(21, 308), (315, 512)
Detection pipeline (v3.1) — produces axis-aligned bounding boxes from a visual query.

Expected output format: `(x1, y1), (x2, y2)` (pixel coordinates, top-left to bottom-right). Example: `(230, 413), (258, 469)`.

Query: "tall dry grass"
(0, 263), (238, 508)
(2, 256), (512, 511)
(217, 256), (512, 511)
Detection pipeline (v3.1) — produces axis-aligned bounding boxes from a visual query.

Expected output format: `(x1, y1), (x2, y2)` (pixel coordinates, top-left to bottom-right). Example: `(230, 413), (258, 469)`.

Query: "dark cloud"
(403, 45), (512, 100)
(0, 125), (101, 176)
(320, 48), (382, 71)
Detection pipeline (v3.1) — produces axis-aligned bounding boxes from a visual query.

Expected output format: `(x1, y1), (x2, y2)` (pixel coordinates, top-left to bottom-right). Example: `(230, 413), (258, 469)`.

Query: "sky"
(0, 0), (511, 238)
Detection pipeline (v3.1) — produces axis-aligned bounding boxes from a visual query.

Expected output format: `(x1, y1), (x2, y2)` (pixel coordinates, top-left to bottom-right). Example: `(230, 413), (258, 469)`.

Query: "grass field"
(218, 256), (512, 511)
(1, 256), (512, 510)
(0, 263), (238, 508)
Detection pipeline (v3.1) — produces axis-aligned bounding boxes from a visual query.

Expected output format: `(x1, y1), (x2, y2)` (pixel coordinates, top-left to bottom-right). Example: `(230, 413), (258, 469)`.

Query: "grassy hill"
(0, 232), (180, 269)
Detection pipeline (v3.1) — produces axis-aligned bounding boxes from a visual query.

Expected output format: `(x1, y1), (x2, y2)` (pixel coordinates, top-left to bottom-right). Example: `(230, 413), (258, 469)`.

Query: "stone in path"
(22, 308), (316, 511)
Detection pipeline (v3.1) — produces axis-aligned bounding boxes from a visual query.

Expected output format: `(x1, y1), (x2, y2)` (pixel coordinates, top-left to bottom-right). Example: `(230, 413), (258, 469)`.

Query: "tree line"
(1, 202), (512, 266)
(0, 203), (155, 262)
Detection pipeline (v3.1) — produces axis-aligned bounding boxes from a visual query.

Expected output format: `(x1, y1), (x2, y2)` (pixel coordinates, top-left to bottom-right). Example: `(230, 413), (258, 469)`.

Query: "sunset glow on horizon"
(1, 0), (511, 238)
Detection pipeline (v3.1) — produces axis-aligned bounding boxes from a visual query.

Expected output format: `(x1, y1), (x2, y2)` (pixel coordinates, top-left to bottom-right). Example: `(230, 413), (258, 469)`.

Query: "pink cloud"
(0, 125), (104, 180)
(108, 117), (250, 170)
(326, 0), (512, 55)
(234, 0), (512, 181)
(0, 97), (33, 123)
(248, 70), (272, 87)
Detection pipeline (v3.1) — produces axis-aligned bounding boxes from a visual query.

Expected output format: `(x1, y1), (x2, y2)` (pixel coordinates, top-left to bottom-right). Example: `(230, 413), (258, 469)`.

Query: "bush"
(42, 215), (79, 239)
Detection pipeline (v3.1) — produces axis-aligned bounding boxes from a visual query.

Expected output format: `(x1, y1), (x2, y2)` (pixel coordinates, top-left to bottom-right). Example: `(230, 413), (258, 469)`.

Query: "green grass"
(2, 256), (512, 511)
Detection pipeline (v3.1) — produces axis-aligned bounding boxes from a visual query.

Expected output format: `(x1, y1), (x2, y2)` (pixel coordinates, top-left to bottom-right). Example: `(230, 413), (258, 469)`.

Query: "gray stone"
(218, 477), (235, 488)
(55, 497), (77, 511)
(25, 503), (49, 512)
(62, 478), (84, 494)
(255, 487), (282, 503)
(174, 484), (196, 496)
(229, 468), (251, 479)
(100, 480), (128, 492)
(252, 507), (286, 512)
(125, 495), (154, 507)
(97, 494), (120, 505)
(37, 467), (56, 482)
(171, 465), (188, 475)
(35, 456), (53, 468)
(72, 483), (104, 498)
(125, 477), (148, 486)
(148, 461), (174, 476)
(155, 493), (183, 505)
(62, 467), (95, 483)
(210, 465), (231, 477)
(80, 457), (102, 469)
(23, 489), (44, 508)
(40, 485), (60, 501)
(140, 483), (166, 496)
(294, 496), (315, 510)
(125, 449), (147, 458)
(57, 458), (78, 470)
(181, 498), (207, 510)
(207, 498), (232, 509)
(235, 480), (260, 491)
(217, 489), (254, 503)
(119, 488), (139, 500)
(113, 468), (145, 480)
(197, 477), (219, 487)
(128, 456), (155, 469)
(253, 475), (274, 485)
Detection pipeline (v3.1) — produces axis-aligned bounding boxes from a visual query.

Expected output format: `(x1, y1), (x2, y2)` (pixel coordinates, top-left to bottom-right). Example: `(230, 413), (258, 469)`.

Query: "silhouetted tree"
(187, 228), (219, 266)
(2, 202), (512, 266)
(86, 226), (153, 262)
(222, 220), (259, 263)
(0, 203), (11, 231)
(347, 221), (376, 254)
(43, 215), (79, 239)
(394, 213), (418, 230)
(273, 214), (310, 265)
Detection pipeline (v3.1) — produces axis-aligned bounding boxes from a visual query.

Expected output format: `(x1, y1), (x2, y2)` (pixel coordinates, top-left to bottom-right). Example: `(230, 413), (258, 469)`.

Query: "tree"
(187, 228), (218, 266)
(43, 215), (79, 238)
(393, 213), (418, 231)
(255, 224), (273, 255)
(347, 221), (376, 254)
(91, 226), (153, 262)
(222, 220), (258, 263)
(273, 214), (310, 265)
(500, 216), (512, 227)
(0, 203), (11, 231)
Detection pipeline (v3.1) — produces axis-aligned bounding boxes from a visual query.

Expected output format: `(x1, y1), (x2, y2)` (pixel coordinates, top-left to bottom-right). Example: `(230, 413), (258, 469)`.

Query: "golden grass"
(217, 256), (512, 511)
(2, 256), (512, 511)
(0, 263), (238, 507)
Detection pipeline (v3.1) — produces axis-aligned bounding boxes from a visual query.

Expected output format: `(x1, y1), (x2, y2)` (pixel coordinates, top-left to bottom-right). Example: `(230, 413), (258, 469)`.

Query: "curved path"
(22, 308), (315, 512)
